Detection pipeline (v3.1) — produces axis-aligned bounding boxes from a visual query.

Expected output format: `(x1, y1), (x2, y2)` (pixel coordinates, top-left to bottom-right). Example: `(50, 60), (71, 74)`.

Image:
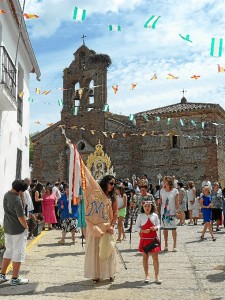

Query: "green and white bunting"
(155, 116), (161, 121)
(58, 99), (63, 106)
(210, 38), (223, 57)
(144, 16), (161, 29)
(102, 104), (109, 112)
(167, 118), (171, 125)
(74, 107), (79, 116)
(180, 119), (184, 126)
(108, 25), (121, 32)
(129, 114), (135, 121)
(73, 7), (86, 21)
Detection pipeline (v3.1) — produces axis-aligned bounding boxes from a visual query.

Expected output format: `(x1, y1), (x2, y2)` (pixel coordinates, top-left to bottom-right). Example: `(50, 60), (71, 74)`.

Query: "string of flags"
(1, 5), (225, 58)
(32, 123), (223, 147)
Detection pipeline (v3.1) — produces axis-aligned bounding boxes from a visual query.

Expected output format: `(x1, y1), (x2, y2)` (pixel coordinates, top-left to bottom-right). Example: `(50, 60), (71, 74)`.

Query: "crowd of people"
(0, 173), (225, 286)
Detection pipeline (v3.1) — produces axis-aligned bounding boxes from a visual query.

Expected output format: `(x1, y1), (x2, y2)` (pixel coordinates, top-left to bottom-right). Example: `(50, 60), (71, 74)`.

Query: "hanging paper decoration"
(130, 83), (137, 90)
(90, 130), (95, 135)
(28, 97), (33, 102)
(74, 107), (79, 116)
(217, 64), (225, 72)
(215, 137), (219, 145)
(179, 34), (192, 45)
(102, 131), (108, 137)
(102, 104), (109, 112)
(191, 120), (196, 127)
(143, 114), (149, 122)
(144, 16), (161, 29)
(111, 133), (115, 139)
(0, 10), (7, 14)
(108, 25), (121, 31)
(210, 38), (223, 57)
(167, 118), (171, 125)
(35, 88), (41, 94)
(201, 122), (205, 129)
(23, 14), (39, 19)
(73, 7), (86, 21)
(180, 119), (184, 126)
(141, 132), (147, 137)
(150, 74), (157, 80)
(58, 99), (63, 106)
(42, 90), (51, 95)
(78, 88), (83, 99)
(191, 75), (200, 80)
(47, 123), (54, 127)
(155, 116), (160, 121)
(167, 74), (178, 79)
(112, 85), (118, 94)
(122, 133), (126, 138)
(34, 121), (41, 125)
(19, 91), (24, 98)
(129, 114), (135, 121)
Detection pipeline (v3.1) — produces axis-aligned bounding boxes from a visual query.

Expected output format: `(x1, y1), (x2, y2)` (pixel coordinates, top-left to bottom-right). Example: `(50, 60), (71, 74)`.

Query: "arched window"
(74, 82), (80, 108)
(79, 52), (86, 70)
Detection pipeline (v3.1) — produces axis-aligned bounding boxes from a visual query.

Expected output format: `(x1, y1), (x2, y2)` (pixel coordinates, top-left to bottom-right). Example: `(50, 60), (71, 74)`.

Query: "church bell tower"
(61, 38), (111, 121)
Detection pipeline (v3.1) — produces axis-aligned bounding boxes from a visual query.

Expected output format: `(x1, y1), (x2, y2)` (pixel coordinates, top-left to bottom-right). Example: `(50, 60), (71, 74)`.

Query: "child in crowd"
(199, 186), (216, 241)
(135, 201), (161, 284)
(192, 197), (200, 225)
(115, 186), (127, 242)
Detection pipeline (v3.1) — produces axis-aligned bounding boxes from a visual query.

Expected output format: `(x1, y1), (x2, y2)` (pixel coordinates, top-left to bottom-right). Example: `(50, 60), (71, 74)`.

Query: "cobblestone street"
(0, 223), (224, 300)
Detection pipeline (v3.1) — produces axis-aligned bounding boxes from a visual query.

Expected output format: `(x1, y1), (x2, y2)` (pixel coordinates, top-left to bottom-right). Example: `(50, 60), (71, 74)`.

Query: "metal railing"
(0, 46), (17, 99)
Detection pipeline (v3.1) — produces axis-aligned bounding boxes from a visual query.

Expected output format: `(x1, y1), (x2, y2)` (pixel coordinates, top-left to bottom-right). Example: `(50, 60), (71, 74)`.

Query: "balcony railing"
(0, 46), (17, 99)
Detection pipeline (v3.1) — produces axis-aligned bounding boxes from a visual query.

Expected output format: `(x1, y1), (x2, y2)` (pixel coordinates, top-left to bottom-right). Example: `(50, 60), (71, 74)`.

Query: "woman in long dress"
(84, 175), (118, 283)
(42, 185), (57, 229)
(160, 176), (179, 251)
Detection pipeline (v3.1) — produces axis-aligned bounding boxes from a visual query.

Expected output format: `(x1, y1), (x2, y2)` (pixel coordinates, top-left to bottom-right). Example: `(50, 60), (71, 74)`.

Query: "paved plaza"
(0, 223), (225, 300)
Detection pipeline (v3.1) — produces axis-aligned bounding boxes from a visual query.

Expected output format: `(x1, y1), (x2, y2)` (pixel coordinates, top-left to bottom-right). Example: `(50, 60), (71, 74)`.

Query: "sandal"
(164, 247), (168, 251)
(92, 279), (100, 283)
(116, 239), (121, 243)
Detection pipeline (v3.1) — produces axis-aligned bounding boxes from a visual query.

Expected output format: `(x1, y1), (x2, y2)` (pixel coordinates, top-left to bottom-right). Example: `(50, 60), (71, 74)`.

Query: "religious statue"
(86, 141), (116, 181)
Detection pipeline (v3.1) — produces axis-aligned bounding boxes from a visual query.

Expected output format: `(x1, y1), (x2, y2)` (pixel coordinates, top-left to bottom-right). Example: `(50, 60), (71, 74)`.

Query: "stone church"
(31, 43), (225, 188)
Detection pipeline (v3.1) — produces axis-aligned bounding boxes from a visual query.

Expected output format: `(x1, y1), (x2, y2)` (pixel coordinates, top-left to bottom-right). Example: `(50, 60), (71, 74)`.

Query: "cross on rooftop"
(81, 34), (87, 45)
(181, 89), (187, 97)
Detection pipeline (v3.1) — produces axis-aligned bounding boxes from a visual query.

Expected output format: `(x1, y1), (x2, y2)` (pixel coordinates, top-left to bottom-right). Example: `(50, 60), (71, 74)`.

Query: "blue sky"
(22, 0), (225, 133)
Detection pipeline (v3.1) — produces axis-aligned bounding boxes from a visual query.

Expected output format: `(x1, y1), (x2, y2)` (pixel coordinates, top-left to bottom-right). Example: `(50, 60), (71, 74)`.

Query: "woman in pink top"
(42, 185), (57, 229)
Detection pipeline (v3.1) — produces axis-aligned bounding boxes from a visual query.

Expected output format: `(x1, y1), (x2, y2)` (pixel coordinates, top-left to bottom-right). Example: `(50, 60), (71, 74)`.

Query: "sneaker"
(216, 228), (220, 232)
(10, 278), (29, 285)
(200, 236), (207, 240)
(154, 279), (162, 285)
(0, 274), (8, 284)
(173, 248), (177, 252)
(144, 277), (150, 283)
(212, 237), (216, 241)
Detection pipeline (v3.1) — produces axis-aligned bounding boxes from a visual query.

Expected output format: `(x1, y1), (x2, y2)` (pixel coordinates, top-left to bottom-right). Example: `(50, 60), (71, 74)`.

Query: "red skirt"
(139, 237), (161, 253)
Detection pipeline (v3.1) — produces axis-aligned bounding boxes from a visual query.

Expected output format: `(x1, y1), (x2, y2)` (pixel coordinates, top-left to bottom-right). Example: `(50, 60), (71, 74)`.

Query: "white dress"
(187, 188), (196, 210)
(160, 188), (178, 230)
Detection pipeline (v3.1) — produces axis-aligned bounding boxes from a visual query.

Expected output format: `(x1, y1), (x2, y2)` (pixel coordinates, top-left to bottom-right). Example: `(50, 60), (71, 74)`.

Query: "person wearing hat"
(135, 200), (161, 284)
(211, 182), (224, 231)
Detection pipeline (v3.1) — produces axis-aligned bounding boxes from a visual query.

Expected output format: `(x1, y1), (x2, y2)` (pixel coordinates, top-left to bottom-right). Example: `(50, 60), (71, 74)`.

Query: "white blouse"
(135, 213), (160, 233)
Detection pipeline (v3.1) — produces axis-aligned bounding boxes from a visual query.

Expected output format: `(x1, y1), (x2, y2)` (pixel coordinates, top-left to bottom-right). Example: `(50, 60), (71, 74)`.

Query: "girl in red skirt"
(135, 201), (161, 284)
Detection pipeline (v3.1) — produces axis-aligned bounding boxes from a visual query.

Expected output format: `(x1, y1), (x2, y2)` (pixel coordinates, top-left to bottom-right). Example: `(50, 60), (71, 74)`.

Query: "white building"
(0, 1), (40, 223)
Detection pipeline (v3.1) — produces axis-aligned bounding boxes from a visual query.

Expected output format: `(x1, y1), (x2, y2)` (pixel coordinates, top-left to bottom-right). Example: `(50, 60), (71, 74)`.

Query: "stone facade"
(31, 44), (225, 190)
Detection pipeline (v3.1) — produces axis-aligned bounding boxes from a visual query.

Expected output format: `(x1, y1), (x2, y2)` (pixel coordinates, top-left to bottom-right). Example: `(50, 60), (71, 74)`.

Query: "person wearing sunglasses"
(84, 175), (118, 283)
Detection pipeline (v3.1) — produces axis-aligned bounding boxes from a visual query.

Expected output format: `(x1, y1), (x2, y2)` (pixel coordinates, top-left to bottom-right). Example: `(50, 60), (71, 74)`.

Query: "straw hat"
(99, 233), (116, 261)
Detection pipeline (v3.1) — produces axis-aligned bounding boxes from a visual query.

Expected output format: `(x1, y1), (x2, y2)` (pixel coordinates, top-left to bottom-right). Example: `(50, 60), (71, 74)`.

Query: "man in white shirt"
(172, 176), (178, 189)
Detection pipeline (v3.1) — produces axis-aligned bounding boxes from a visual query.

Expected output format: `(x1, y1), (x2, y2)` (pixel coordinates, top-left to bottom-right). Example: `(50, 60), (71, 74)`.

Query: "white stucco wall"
(0, 1), (35, 224)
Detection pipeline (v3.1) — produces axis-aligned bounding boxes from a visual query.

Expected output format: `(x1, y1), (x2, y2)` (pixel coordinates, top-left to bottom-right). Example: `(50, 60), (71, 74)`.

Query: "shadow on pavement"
(0, 282), (38, 296)
(206, 270), (225, 283)
(46, 251), (84, 258)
